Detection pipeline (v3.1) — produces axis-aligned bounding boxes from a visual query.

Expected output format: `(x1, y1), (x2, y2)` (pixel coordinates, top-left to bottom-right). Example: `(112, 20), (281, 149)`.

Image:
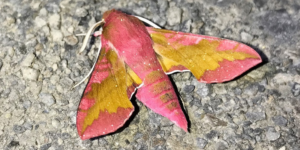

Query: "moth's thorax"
(101, 10), (162, 78)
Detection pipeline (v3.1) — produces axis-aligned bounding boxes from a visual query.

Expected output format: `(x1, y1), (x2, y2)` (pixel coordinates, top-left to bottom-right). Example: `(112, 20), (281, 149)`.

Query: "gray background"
(1, 0), (300, 149)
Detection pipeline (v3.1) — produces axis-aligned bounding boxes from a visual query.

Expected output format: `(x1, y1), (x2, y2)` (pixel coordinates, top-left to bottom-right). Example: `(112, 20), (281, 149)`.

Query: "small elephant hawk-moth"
(76, 9), (262, 140)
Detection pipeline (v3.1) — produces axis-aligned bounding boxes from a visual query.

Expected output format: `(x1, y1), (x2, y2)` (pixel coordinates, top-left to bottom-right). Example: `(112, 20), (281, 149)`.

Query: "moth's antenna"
(133, 15), (161, 29)
(78, 19), (105, 54)
(72, 42), (102, 89)
(72, 19), (105, 89)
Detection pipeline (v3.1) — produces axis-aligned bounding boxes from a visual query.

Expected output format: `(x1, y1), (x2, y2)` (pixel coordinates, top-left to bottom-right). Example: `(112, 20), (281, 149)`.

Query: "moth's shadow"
(252, 44), (268, 63)
(90, 94), (140, 140)
(169, 76), (192, 132)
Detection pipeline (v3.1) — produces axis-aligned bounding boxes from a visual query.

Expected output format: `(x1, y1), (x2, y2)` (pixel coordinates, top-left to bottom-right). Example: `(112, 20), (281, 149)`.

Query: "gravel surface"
(1, 0), (300, 150)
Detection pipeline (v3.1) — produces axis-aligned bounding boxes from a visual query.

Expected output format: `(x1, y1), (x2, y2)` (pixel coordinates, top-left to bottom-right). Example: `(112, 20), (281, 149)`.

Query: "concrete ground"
(0, 0), (300, 149)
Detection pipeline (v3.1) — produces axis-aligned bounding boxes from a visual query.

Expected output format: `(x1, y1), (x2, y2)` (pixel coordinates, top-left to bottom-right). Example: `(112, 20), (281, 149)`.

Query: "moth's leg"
(93, 31), (102, 37)
(71, 43), (102, 89)
(75, 33), (86, 36)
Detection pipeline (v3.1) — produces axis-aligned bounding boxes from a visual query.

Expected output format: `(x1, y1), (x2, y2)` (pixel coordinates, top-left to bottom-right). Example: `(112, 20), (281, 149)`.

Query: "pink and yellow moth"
(76, 9), (262, 140)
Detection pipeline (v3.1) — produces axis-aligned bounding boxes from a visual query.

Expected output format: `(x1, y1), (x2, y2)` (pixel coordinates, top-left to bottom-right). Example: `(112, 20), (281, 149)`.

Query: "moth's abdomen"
(136, 70), (187, 131)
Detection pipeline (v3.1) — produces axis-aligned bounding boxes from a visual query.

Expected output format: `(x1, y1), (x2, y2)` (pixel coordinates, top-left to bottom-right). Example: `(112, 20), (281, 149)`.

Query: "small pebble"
(21, 52), (35, 67)
(7, 141), (19, 148)
(39, 93), (56, 106)
(273, 73), (293, 85)
(13, 125), (26, 134)
(183, 85), (195, 93)
(213, 85), (227, 95)
(64, 35), (78, 45)
(50, 75), (60, 84)
(23, 100), (32, 109)
(292, 83), (300, 96)
(34, 17), (47, 28)
(52, 119), (61, 128)
(21, 67), (40, 81)
(215, 140), (229, 150)
(243, 84), (259, 96)
(266, 127), (280, 141)
(166, 6), (182, 26)
(245, 111), (266, 122)
(196, 138), (208, 149)
(51, 29), (63, 42)
(205, 130), (218, 139)
(39, 8), (48, 16)
(181, 19), (192, 32)
(40, 143), (52, 150)
(272, 116), (288, 126)
(241, 31), (253, 43)
(24, 122), (33, 130)
(48, 14), (60, 29)
(75, 8), (88, 17)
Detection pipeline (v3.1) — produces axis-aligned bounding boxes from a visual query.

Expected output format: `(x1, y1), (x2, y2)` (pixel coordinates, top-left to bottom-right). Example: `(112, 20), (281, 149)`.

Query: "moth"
(76, 9), (262, 140)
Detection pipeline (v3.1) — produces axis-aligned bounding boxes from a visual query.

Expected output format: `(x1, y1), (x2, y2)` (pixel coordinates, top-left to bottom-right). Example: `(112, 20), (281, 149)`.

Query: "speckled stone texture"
(1, 0), (300, 150)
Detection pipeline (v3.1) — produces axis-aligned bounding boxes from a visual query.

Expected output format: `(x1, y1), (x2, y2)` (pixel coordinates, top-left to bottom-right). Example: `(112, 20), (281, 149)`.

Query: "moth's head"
(102, 9), (124, 22)
(102, 9), (115, 20)
(102, 9), (133, 20)
(102, 9), (141, 24)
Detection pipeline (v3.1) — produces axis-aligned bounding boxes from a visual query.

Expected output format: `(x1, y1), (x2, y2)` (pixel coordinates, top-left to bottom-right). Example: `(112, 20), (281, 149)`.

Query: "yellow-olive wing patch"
(147, 27), (262, 83)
